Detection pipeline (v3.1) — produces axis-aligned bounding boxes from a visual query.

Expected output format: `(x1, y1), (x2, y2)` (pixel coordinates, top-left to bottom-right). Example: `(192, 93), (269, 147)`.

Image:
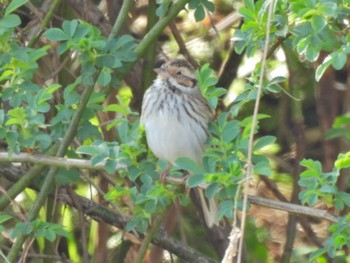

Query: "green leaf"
(96, 55), (115, 68)
(311, 15), (327, 33)
(91, 155), (107, 166)
(222, 120), (240, 143)
(125, 217), (148, 233)
(218, 200), (234, 219)
(43, 229), (56, 241)
(6, 107), (27, 127)
(205, 183), (219, 198)
(253, 135), (276, 150)
(96, 67), (111, 87)
(315, 56), (333, 81)
(11, 222), (32, 239)
(76, 145), (100, 156)
(254, 161), (271, 176)
(0, 214), (12, 224)
(194, 5), (205, 22)
(332, 51), (346, 70)
(239, 7), (256, 21)
(175, 157), (203, 174)
(188, 0), (200, 9)
(62, 20), (78, 37)
(319, 185), (336, 194)
(56, 168), (80, 185)
(243, 0), (255, 12)
(37, 133), (52, 151)
(0, 14), (21, 28)
(308, 248), (328, 261)
(305, 46), (319, 62)
(105, 160), (119, 174)
(0, 110), (4, 124)
(335, 153), (350, 170)
(44, 28), (69, 41)
(203, 0), (214, 12)
(187, 174), (204, 188)
(5, 0), (28, 15)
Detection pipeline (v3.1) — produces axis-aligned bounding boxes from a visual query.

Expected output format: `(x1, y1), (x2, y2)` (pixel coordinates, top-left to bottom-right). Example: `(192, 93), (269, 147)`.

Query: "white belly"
(144, 110), (207, 165)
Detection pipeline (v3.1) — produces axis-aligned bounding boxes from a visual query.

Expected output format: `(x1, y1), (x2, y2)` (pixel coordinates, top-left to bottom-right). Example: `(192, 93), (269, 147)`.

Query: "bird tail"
(196, 188), (219, 228)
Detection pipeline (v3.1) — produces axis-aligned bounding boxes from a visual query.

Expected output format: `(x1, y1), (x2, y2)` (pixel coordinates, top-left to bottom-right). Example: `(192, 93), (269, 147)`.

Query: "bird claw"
(160, 164), (172, 184)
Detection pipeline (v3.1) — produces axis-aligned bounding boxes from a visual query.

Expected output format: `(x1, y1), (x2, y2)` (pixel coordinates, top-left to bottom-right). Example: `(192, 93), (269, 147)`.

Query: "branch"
(133, 0), (189, 60)
(248, 195), (338, 223)
(165, 176), (338, 223)
(169, 22), (199, 69)
(0, 152), (125, 171)
(58, 189), (218, 263)
(0, 146), (59, 211)
(27, 0), (62, 48)
(232, 1), (275, 263)
(108, 0), (134, 39)
(0, 157), (338, 224)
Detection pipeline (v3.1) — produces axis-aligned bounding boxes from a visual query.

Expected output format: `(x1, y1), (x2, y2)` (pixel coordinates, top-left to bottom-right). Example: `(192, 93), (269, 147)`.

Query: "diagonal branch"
(58, 188), (218, 263)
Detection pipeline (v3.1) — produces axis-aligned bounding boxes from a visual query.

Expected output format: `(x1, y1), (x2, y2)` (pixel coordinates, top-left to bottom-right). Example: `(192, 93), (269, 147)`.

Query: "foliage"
(298, 153), (350, 258)
(1, 0), (350, 262)
(234, 0), (350, 80)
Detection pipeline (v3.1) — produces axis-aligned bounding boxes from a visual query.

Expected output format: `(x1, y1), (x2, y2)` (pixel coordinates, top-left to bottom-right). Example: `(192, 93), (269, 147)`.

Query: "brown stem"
(169, 22), (199, 69)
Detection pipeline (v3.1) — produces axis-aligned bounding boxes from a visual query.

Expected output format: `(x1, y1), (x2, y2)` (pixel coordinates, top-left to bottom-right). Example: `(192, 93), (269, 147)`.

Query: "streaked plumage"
(141, 59), (218, 227)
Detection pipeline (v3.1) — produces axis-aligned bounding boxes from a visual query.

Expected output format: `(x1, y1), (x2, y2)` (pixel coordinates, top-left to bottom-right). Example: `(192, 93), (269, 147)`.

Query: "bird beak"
(154, 68), (169, 77)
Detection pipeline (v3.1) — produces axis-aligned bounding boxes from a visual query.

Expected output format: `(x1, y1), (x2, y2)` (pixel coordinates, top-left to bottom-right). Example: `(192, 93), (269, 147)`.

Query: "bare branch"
(0, 152), (125, 171)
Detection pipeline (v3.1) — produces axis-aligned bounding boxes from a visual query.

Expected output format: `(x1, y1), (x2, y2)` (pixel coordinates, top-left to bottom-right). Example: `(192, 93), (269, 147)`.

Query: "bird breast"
(142, 81), (209, 165)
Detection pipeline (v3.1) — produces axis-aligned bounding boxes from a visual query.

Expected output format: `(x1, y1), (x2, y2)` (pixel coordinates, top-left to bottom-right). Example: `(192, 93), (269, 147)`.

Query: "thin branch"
(248, 195), (338, 223)
(27, 0), (62, 48)
(58, 189), (218, 263)
(260, 176), (323, 247)
(135, 210), (167, 263)
(140, 0), (159, 94)
(133, 0), (189, 59)
(233, 1), (276, 263)
(108, 0), (134, 39)
(165, 176), (338, 223)
(169, 22), (199, 69)
(67, 186), (89, 263)
(0, 152), (125, 171)
(0, 145), (59, 211)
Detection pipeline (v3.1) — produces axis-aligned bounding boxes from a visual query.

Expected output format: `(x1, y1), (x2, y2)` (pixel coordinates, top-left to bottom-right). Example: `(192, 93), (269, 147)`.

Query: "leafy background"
(0, 0), (350, 262)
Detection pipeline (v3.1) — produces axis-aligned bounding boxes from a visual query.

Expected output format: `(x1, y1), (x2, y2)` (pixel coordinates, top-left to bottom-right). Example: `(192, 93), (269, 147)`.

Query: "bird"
(141, 58), (219, 227)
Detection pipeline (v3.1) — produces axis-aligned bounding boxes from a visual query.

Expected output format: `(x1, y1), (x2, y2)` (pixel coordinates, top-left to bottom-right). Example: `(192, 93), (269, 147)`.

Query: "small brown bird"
(141, 58), (219, 227)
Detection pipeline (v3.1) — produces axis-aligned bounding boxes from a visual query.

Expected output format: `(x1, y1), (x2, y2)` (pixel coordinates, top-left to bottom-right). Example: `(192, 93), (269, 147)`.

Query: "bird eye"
(176, 71), (182, 76)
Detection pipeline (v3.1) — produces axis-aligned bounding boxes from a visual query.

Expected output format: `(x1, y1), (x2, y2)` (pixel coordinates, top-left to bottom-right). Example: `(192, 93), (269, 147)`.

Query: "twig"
(0, 145), (59, 211)
(134, 0), (189, 59)
(164, 176), (338, 223)
(67, 186), (89, 263)
(0, 152), (125, 171)
(108, 0), (133, 39)
(135, 210), (167, 263)
(27, 0), (62, 48)
(248, 195), (338, 222)
(259, 176), (323, 247)
(140, 0), (158, 94)
(169, 22), (199, 69)
(232, 1), (276, 263)
(58, 189), (218, 263)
